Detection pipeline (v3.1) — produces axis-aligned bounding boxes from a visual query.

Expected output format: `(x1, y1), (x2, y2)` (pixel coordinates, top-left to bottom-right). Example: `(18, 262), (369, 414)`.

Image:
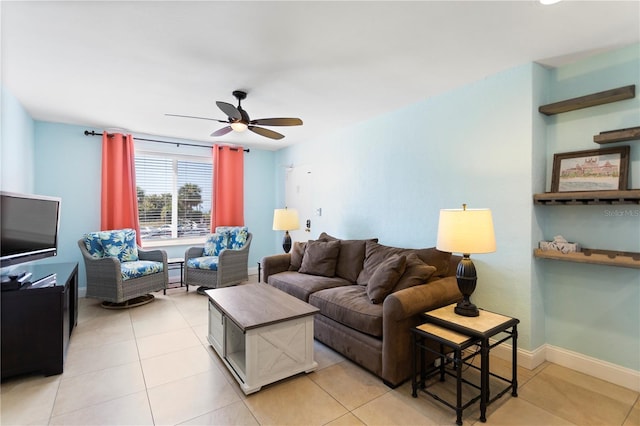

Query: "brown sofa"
(261, 232), (462, 387)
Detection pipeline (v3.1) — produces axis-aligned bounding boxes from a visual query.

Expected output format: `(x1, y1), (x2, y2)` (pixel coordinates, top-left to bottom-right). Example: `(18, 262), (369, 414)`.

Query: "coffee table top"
(205, 284), (319, 331)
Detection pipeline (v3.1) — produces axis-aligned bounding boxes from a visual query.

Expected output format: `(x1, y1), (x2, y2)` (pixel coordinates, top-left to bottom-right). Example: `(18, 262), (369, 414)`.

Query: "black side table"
(414, 304), (519, 424)
(411, 323), (482, 425)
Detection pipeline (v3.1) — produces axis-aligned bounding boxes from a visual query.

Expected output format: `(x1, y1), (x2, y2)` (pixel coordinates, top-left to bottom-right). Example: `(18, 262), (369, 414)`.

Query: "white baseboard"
(489, 340), (640, 392)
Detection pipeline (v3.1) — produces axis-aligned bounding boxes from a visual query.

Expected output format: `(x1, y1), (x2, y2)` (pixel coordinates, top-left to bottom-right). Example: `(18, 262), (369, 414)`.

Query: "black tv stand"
(1, 262), (78, 380)
(1, 270), (32, 291)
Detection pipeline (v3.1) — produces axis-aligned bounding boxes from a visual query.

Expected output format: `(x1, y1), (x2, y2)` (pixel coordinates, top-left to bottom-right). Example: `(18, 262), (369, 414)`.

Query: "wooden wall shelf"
(534, 249), (640, 269)
(533, 190), (640, 205)
(538, 85), (635, 116)
(593, 126), (640, 144)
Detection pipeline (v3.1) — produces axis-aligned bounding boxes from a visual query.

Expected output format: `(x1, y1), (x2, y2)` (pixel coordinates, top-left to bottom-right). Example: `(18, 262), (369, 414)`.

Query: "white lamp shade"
(436, 208), (496, 254)
(272, 208), (300, 231)
(230, 121), (248, 132)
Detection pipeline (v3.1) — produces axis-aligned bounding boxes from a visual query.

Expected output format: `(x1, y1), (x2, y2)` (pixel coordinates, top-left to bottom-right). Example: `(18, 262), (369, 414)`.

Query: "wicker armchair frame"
(77, 239), (168, 303)
(184, 233), (252, 292)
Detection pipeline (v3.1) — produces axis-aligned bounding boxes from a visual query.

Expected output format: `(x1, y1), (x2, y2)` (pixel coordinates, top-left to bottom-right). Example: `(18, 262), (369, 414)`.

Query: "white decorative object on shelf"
(539, 235), (580, 254)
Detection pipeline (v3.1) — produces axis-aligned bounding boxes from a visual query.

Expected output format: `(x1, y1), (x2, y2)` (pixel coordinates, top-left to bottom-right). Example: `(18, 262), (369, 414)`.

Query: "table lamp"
(273, 208), (300, 253)
(436, 204), (496, 317)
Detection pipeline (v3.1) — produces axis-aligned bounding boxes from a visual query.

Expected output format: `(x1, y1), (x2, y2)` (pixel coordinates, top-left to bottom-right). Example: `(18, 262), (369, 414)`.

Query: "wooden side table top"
(206, 284), (319, 331)
(424, 304), (519, 338)
(414, 323), (476, 346)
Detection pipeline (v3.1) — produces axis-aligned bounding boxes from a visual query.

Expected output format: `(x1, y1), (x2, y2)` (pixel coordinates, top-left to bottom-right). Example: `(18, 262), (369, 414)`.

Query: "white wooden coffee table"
(205, 284), (319, 394)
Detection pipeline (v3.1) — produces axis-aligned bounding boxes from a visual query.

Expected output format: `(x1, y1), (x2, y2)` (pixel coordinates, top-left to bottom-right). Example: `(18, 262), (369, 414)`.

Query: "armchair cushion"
(204, 233), (226, 257)
(120, 260), (164, 281)
(216, 226), (249, 249)
(187, 256), (219, 271)
(83, 229), (139, 262)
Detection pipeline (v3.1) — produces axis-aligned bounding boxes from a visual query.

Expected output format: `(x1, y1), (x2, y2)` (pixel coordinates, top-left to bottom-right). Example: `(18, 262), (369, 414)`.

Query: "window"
(135, 152), (212, 242)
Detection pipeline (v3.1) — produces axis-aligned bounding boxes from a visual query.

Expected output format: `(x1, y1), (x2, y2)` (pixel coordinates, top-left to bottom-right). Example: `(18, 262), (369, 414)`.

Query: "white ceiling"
(2, 1), (639, 151)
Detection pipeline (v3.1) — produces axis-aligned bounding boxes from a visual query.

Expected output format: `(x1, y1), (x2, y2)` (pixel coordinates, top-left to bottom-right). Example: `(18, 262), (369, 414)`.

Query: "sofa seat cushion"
(309, 286), (383, 337)
(186, 256), (219, 271)
(269, 271), (350, 302)
(121, 260), (164, 281)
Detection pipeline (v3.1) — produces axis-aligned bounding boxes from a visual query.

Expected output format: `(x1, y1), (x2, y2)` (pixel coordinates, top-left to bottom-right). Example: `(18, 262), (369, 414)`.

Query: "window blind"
(135, 153), (212, 241)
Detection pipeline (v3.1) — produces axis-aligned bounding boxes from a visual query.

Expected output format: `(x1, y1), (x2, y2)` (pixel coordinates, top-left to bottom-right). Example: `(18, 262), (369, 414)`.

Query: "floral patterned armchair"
(78, 228), (168, 307)
(184, 226), (252, 293)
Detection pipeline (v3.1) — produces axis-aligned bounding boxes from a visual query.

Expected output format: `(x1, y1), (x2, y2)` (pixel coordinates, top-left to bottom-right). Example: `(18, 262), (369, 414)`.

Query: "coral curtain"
(212, 145), (244, 229)
(101, 132), (141, 245)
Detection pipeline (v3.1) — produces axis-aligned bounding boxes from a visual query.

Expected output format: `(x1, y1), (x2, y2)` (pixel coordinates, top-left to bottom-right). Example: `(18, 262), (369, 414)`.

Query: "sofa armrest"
(260, 253), (291, 283)
(384, 276), (461, 320)
(381, 276), (462, 386)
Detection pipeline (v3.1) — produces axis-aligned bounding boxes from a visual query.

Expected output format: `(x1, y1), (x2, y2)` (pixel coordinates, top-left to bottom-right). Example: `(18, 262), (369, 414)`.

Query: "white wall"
(1, 87), (35, 193)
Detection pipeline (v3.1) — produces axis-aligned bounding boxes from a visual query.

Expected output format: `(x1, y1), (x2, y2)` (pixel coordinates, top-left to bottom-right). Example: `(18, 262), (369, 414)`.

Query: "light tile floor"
(1, 275), (639, 426)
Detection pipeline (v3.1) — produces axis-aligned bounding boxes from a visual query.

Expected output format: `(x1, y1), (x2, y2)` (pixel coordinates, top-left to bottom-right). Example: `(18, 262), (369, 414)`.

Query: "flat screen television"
(1, 191), (61, 268)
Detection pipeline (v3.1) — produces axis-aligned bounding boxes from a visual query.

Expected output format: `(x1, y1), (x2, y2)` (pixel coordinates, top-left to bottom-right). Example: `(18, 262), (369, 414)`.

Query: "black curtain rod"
(83, 130), (250, 153)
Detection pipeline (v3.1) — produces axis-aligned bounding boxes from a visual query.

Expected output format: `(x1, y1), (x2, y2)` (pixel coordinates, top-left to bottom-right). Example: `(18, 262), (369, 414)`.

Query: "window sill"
(142, 236), (206, 249)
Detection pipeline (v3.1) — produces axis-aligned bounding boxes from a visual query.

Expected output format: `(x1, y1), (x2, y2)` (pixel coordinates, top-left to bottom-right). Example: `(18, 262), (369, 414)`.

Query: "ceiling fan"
(166, 90), (303, 140)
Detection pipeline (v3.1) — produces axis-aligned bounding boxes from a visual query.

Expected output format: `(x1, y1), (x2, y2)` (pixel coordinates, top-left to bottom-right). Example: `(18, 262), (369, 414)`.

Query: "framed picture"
(551, 146), (630, 192)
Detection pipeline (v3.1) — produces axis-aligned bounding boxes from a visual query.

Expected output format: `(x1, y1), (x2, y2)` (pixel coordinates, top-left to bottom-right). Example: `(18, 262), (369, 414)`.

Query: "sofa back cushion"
(319, 232), (378, 283)
(366, 254), (407, 304)
(299, 240), (341, 277)
(357, 241), (451, 285)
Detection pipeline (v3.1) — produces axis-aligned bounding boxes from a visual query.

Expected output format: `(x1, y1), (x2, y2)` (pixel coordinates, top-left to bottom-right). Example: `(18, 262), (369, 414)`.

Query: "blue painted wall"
(275, 45), (640, 371)
(277, 63), (539, 352)
(537, 43), (640, 369)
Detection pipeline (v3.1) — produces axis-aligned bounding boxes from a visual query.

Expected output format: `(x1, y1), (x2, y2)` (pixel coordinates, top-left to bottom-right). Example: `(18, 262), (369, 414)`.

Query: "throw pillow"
(393, 253), (438, 293)
(89, 228), (139, 262)
(367, 254), (407, 304)
(298, 240), (341, 277)
(204, 233), (226, 256)
(288, 241), (307, 271)
(318, 232), (379, 283)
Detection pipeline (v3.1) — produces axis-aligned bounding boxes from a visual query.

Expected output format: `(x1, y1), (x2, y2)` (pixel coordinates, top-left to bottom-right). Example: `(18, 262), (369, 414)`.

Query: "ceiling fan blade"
(211, 126), (233, 137)
(165, 113), (227, 123)
(248, 126), (285, 140)
(250, 118), (303, 126)
(216, 101), (242, 120)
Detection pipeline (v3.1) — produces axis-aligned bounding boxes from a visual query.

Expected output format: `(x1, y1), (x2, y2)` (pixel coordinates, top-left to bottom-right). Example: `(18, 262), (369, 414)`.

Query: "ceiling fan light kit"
(167, 90), (302, 140)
